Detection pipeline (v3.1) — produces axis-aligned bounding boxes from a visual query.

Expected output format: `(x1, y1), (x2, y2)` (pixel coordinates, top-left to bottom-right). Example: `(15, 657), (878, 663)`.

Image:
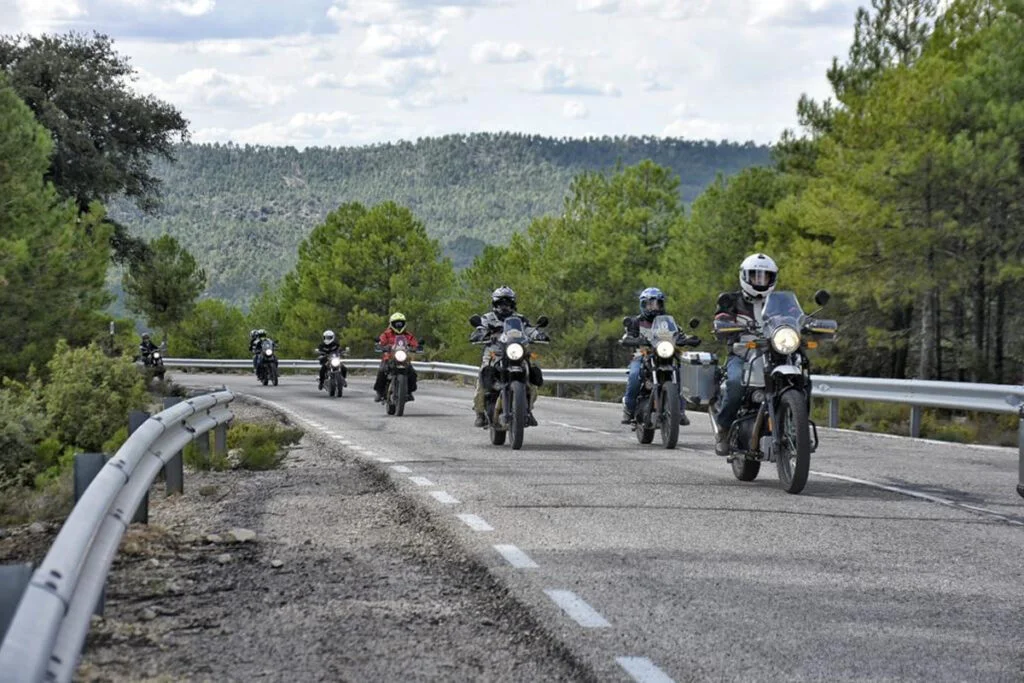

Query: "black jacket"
(317, 341), (341, 358)
(714, 292), (761, 347)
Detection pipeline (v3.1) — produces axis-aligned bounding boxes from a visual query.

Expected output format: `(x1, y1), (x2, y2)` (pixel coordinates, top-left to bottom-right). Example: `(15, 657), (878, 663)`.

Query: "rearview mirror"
(814, 289), (831, 307)
(536, 316), (549, 328)
(716, 292), (735, 310)
(469, 314), (482, 327)
(622, 316), (632, 327)
(688, 317), (700, 329)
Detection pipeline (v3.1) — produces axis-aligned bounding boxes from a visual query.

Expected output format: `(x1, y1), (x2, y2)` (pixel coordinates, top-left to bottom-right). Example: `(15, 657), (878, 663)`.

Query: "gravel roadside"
(3, 399), (596, 682)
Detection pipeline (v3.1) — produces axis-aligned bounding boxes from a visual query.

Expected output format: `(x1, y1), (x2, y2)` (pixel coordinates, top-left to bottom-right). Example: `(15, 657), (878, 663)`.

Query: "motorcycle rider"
(470, 286), (548, 428)
(712, 253), (779, 455)
(137, 332), (159, 363)
(250, 329), (269, 375)
(620, 287), (692, 426)
(374, 313), (419, 403)
(316, 329), (346, 390)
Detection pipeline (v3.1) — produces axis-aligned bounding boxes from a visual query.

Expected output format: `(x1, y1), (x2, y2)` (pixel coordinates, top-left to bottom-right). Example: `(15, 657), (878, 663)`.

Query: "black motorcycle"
(622, 315), (701, 449)
(470, 314), (549, 450)
(321, 347), (349, 398)
(375, 336), (419, 416)
(709, 290), (837, 494)
(140, 346), (166, 382)
(256, 338), (279, 386)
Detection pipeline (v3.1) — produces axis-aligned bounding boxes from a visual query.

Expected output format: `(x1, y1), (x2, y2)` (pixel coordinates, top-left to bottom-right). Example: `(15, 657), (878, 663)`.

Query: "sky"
(0, 0), (862, 148)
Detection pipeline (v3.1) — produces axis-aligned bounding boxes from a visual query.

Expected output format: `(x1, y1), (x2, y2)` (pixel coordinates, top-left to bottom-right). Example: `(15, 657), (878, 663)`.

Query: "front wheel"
(635, 396), (655, 445)
(660, 383), (679, 449)
(394, 374), (408, 417)
(731, 455), (761, 481)
(489, 397), (506, 445)
(510, 382), (527, 450)
(776, 390), (812, 494)
(271, 364), (279, 386)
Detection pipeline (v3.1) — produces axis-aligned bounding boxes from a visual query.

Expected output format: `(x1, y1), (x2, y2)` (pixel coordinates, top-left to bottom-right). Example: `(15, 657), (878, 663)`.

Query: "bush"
(183, 441), (230, 472)
(0, 379), (51, 486)
(227, 422), (303, 471)
(43, 340), (147, 452)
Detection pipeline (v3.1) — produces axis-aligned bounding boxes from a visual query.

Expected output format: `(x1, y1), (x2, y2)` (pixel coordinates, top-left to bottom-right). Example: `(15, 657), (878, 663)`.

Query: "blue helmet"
(638, 287), (666, 320)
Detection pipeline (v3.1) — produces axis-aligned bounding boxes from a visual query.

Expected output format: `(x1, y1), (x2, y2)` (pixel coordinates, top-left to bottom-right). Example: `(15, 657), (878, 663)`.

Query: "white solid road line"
(548, 421), (618, 436)
(616, 656), (676, 683)
(409, 476), (435, 487)
(455, 513), (493, 531)
(543, 590), (611, 628)
(390, 465), (412, 473)
(376, 456), (395, 463)
(430, 491), (460, 505)
(811, 470), (1024, 527)
(493, 544), (538, 568)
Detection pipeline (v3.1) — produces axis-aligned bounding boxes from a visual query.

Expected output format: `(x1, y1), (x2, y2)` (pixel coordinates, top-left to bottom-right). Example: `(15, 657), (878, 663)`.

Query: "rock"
(215, 553), (232, 565)
(139, 608), (157, 621)
(182, 534), (200, 545)
(147, 558), (160, 569)
(28, 522), (46, 535)
(198, 485), (219, 497)
(205, 534), (223, 544)
(270, 559), (284, 569)
(226, 528), (257, 543)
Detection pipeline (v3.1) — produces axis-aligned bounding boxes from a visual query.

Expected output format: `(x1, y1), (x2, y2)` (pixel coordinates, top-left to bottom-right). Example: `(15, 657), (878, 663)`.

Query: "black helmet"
(491, 286), (516, 320)
(638, 287), (666, 321)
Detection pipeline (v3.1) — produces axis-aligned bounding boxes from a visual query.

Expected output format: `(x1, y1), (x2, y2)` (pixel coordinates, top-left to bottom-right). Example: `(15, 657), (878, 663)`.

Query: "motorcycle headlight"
(506, 343), (524, 361)
(152, 352), (160, 360)
(394, 349), (408, 363)
(771, 326), (801, 354)
(330, 357), (341, 367)
(655, 340), (675, 359)
(264, 348), (273, 356)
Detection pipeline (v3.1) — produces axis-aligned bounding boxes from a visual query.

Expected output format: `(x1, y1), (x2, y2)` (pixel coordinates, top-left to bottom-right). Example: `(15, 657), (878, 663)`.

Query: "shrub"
(183, 441), (230, 472)
(0, 379), (50, 486)
(43, 340), (147, 452)
(227, 421), (303, 471)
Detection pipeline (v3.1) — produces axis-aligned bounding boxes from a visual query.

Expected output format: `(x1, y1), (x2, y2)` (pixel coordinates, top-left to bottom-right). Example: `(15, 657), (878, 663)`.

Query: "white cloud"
(662, 116), (766, 141)
(576, 0), (618, 12)
(305, 71), (343, 89)
(341, 57), (444, 96)
(672, 102), (697, 118)
(470, 41), (531, 64)
(562, 100), (589, 119)
(358, 24), (446, 57)
(635, 57), (672, 92)
(326, 0), (506, 28)
(13, 0), (86, 31)
(388, 90), (467, 110)
(191, 110), (387, 147)
(137, 67), (291, 109)
(632, 0), (716, 21)
(530, 61), (621, 97)
(110, 0), (215, 17)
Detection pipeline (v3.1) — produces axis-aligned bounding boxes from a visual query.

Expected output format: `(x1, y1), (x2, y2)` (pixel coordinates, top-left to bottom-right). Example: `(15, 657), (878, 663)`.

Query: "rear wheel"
(660, 383), (679, 449)
(776, 390), (811, 494)
(394, 374), (408, 417)
(510, 382), (527, 450)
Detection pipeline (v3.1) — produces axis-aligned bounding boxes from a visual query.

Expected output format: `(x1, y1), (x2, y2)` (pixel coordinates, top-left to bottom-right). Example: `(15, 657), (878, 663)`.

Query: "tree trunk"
(994, 282), (1005, 382)
(953, 295), (966, 382)
(972, 259), (986, 382)
(934, 289), (942, 380)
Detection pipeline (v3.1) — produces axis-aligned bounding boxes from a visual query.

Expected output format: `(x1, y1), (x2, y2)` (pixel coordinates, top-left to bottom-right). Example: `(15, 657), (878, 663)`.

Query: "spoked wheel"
(509, 382), (527, 450)
(635, 398), (655, 445)
(489, 397), (506, 445)
(776, 390), (811, 494)
(260, 369), (268, 386)
(660, 384), (679, 449)
(385, 378), (397, 415)
(394, 375), (408, 417)
(328, 376), (336, 397)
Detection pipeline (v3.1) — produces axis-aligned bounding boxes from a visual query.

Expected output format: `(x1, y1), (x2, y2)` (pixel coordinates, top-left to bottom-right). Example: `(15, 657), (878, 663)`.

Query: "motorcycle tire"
(395, 374), (408, 417)
(635, 398), (655, 445)
(489, 399), (506, 446)
(328, 375), (337, 397)
(776, 390), (811, 494)
(510, 382), (527, 450)
(731, 454), (761, 481)
(660, 383), (680, 449)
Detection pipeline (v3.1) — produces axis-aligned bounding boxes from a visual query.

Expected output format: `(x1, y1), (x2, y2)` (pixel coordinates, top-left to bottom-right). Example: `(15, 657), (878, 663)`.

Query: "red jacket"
(378, 329), (419, 361)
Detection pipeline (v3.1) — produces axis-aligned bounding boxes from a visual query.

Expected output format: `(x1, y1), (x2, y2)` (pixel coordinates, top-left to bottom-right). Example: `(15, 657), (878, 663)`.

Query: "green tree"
(276, 201), (456, 356)
(173, 299), (249, 358)
(0, 32), (189, 264)
(0, 78), (112, 378)
(122, 234), (207, 337)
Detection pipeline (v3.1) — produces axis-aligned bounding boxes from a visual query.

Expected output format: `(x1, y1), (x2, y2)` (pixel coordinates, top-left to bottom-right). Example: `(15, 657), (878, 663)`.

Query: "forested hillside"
(108, 134), (771, 303)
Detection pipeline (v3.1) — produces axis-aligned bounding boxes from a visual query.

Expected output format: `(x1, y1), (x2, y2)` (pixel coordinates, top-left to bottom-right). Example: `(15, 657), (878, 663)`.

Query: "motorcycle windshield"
(762, 291), (804, 327)
(260, 340), (275, 352)
(642, 315), (679, 342)
(500, 317), (526, 343)
(393, 336), (409, 349)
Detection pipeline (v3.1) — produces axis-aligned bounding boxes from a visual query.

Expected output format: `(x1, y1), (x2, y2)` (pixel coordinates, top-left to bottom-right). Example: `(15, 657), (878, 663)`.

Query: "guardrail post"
(1017, 414), (1023, 499)
(195, 428), (211, 468)
(593, 384), (600, 402)
(909, 405), (923, 438)
(127, 411), (150, 524)
(556, 382), (564, 398)
(829, 399), (840, 428)
(0, 564), (33, 643)
(162, 397), (184, 495)
(214, 422), (228, 457)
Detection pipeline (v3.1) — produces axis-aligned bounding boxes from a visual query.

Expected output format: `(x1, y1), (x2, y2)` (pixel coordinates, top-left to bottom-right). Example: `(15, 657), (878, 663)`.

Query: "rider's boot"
(526, 412), (538, 427)
(474, 412), (487, 428)
(407, 392), (415, 402)
(374, 392), (384, 403)
(621, 408), (634, 424)
(715, 430), (730, 456)
(679, 411), (690, 427)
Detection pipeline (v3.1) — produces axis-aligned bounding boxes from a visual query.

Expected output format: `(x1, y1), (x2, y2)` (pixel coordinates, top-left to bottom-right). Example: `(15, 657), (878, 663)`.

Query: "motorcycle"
(622, 315), (701, 449)
(375, 336), (420, 416)
(320, 347), (349, 398)
(709, 289), (837, 494)
(256, 338), (279, 386)
(469, 314), (549, 450)
(140, 345), (166, 382)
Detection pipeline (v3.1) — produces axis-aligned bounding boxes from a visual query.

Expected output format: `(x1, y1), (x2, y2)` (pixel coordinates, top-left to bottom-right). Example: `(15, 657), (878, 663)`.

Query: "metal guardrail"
(0, 390), (234, 682)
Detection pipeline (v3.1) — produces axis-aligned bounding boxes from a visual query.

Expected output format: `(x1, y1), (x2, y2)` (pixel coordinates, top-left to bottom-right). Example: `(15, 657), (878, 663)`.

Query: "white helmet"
(739, 253), (778, 300)
(323, 330), (335, 344)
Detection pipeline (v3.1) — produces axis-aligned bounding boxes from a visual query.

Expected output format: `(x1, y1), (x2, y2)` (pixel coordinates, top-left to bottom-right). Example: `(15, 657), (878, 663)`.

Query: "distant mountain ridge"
(109, 133), (772, 304)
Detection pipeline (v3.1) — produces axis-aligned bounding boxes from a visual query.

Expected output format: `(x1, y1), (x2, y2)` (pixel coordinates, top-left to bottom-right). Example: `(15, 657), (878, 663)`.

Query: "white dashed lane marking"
(376, 456), (395, 463)
(429, 491), (460, 505)
(616, 657), (676, 683)
(543, 590), (611, 628)
(456, 513), (493, 531)
(493, 544), (538, 568)
(409, 476), (435, 487)
(390, 465), (412, 473)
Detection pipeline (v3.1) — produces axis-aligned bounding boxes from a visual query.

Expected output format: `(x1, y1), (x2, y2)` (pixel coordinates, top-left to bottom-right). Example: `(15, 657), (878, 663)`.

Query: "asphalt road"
(179, 371), (1024, 683)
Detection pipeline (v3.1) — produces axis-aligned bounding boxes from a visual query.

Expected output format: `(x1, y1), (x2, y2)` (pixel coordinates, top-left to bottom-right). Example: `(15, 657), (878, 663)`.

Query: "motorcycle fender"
(771, 365), (801, 377)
